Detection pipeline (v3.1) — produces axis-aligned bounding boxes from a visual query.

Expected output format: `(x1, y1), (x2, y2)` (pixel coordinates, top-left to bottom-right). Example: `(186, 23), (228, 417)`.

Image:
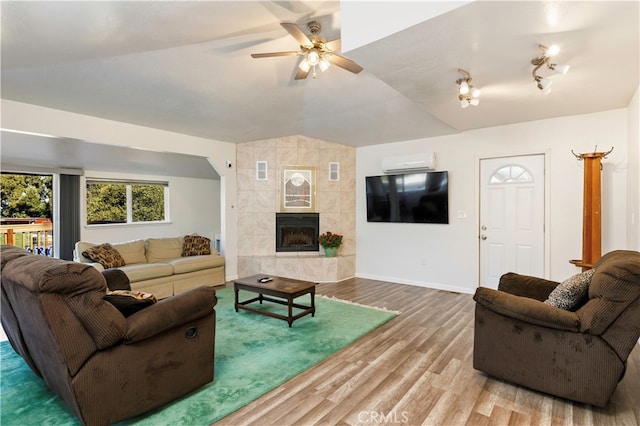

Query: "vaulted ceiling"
(1, 1), (638, 176)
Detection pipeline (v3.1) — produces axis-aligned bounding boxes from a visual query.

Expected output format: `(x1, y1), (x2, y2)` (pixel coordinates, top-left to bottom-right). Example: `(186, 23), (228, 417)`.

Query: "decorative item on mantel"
(319, 231), (343, 257)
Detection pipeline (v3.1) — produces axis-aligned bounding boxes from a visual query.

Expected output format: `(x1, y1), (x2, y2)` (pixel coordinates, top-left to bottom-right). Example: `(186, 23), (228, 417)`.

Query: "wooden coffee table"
(234, 274), (317, 327)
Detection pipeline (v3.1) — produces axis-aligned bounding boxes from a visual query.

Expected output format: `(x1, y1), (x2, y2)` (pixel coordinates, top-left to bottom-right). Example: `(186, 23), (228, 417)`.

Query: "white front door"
(479, 155), (545, 289)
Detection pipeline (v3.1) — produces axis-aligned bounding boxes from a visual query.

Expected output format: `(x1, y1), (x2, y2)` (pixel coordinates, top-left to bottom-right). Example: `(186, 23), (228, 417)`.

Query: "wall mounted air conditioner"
(381, 153), (436, 173)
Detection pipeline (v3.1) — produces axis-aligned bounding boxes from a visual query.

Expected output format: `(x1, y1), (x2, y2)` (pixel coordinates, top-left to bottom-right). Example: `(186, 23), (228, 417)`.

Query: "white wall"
(79, 171), (220, 244)
(3, 99), (636, 290)
(627, 87), (640, 250)
(356, 109), (630, 294)
(1, 100), (239, 280)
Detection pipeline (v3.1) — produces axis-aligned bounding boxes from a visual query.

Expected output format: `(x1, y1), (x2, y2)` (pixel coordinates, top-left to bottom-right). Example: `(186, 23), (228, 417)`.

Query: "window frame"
(84, 178), (170, 227)
(489, 164), (534, 185)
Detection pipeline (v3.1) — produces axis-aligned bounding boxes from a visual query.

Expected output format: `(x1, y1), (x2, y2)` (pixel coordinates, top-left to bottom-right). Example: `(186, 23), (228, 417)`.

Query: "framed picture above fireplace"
(280, 165), (316, 212)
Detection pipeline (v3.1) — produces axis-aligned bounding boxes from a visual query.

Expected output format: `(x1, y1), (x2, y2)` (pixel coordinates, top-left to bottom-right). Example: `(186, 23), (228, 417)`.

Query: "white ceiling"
(1, 1), (638, 176)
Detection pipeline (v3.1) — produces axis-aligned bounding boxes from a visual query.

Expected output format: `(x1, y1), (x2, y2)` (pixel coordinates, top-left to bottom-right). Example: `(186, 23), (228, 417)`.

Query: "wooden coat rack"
(569, 147), (613, 271)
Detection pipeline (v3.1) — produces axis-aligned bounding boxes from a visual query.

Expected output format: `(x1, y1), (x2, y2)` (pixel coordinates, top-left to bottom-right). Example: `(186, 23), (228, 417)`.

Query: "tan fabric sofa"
(74, 236), (225, 299)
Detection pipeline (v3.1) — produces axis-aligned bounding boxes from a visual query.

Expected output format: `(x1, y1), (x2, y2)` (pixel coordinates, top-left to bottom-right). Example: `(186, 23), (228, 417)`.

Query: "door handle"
(481, 235), (487, 240)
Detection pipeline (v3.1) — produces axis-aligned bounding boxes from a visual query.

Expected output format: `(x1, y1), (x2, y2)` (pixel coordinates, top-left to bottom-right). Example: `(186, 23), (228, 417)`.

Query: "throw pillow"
(82, 243), (126, 269)
(104, 290), (157, 317)
(101, 268), (131, 291)
(182, 234), (211, 256)
(544, 268), (596, 310)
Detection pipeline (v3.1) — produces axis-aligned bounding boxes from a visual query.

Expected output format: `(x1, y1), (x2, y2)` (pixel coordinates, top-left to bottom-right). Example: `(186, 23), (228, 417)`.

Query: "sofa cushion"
(182, 234), (212, 256)
(104, 290), (157, 317)
(119, 263), (173, 283)
(544, 268), (596, 310)
(145, 237), (183, 263)
(112, 240), (146, 265)
(167, 255), (225, 275)
(82, 243), (126, 269)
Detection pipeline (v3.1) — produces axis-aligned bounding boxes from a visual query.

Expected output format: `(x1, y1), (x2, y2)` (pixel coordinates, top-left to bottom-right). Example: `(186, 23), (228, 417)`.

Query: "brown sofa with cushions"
(473, 250), (640, 406)
(1, 245), (218, 426)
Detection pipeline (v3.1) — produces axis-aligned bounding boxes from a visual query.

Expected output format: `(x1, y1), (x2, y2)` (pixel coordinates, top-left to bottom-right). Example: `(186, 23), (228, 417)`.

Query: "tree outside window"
(1, 173), (52, 219)
(0, 173), (54, 254)
(86, 180), (167, 225)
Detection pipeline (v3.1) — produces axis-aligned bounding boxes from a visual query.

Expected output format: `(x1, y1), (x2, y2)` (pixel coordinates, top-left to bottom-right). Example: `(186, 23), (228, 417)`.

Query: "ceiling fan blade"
(324, 38), (341, 52)
(251, 51), (299, 58)
(326, 53), (363, 74)
(295, 67), (311, 80)
(280, 22), (313, 48)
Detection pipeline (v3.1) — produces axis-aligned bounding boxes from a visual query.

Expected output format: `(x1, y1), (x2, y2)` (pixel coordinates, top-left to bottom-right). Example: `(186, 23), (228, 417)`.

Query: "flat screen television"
(366, 171), (449, 224)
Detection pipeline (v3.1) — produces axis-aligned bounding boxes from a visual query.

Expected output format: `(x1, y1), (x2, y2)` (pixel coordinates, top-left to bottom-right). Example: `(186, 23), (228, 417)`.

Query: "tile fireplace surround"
(236, 136), (356, 283)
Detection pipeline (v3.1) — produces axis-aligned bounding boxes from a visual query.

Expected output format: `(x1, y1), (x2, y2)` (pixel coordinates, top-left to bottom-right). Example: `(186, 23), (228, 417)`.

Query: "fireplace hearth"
(276, 213), (319, 252)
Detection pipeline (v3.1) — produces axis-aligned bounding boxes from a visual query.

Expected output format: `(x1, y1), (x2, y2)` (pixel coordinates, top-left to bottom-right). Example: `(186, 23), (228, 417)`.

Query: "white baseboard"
(355, 273), (475, 295)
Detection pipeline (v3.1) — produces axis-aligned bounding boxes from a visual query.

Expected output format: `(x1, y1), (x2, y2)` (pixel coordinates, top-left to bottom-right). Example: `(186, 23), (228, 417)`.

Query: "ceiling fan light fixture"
(470, 87), (481, 98)
(307, 50), (320, 66)
(460, 98), (470, 108)
(299, 59), (311, 72)
(318, 56), (331, 72)
(470, 97), (480, 106)
(251, 20), (363, 81)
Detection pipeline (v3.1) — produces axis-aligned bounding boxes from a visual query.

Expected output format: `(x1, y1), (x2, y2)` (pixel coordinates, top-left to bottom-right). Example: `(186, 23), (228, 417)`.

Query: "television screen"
(366, 171), (448, 224)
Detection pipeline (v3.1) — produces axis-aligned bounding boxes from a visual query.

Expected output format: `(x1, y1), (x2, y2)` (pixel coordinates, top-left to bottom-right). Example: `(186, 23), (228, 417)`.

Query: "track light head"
(545, 44), (560, 57)
(549, 63), (570, 74)
(456, 69), (480, 108)
(531, 44), (569, 93)
(537, 77), (553, 91)
(459, 81), (469, 95)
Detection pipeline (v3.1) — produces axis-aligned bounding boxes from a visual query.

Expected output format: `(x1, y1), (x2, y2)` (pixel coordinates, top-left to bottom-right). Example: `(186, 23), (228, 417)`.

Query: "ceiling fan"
(251, 20), (363, 80)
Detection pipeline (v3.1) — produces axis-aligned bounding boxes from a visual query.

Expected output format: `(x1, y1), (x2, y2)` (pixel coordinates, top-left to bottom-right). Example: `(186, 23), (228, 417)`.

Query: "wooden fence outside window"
(0, 222), (54, 256)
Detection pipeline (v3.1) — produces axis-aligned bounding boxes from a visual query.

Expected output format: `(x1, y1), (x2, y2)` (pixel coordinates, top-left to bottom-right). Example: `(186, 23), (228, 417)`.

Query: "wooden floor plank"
(214, 278), (640, 426)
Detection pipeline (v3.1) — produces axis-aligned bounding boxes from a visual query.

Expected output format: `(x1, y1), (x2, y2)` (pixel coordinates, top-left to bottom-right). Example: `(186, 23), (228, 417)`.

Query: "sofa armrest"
(124, 286), (217, 343)
(474, 287), (580, 332)
(102, 269), (130, 291)
(498, 272), (560, 301)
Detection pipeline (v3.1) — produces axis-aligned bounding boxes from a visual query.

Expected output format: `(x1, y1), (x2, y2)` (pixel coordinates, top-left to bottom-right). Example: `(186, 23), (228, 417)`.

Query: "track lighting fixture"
(531, 44), (570, 94)
(456, 69), (481, 108)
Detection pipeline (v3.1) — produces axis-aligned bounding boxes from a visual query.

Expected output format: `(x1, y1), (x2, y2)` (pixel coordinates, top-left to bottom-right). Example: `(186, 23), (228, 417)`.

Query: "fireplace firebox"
(276, 213), (319, 252)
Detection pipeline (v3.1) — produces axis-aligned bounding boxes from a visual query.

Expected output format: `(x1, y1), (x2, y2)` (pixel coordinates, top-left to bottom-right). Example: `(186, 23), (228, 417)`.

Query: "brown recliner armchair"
(0, 245), (218, 425)
(473, 250), (640, 406)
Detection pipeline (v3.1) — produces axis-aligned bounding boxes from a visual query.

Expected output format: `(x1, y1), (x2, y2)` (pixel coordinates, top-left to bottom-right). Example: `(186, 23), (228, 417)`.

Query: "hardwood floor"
(215, 278), (640, 426)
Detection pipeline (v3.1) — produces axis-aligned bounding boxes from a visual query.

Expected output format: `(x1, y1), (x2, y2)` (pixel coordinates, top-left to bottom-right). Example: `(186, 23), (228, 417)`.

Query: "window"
(1, 172), (54, 255)
(86, 179), (168, 225)
(489, 165), (533, 184)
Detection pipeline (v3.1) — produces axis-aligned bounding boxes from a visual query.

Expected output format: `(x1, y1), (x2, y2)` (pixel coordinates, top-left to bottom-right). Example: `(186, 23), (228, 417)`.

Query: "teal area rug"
(1, 287), (397, 425)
